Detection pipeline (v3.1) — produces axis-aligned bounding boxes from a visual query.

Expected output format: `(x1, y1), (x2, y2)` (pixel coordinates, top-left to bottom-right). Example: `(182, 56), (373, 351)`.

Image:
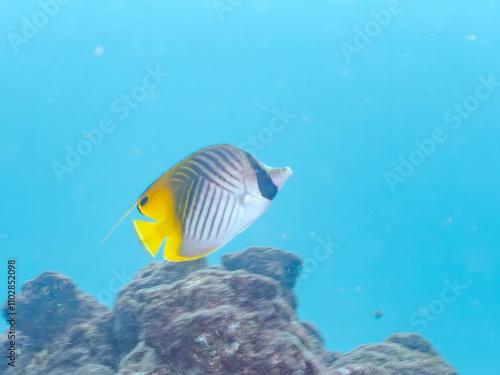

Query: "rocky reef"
(1, 247), (458, 375)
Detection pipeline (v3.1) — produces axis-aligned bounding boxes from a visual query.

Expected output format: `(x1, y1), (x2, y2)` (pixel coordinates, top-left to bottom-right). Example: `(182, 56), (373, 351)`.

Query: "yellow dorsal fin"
(137, 188), (172, 222)
(100, 176), (168, 245)
(99, 202), (138, 245)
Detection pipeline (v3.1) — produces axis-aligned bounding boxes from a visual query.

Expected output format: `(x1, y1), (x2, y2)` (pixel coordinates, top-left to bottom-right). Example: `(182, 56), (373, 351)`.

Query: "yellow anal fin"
(162, 234), (185, 262)
(133, 220), (167, 258)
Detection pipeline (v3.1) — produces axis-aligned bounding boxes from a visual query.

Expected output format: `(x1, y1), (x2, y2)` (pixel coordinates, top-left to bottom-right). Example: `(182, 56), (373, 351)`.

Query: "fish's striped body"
(169, 145), (248, 243)
(105, 144), (292, 261)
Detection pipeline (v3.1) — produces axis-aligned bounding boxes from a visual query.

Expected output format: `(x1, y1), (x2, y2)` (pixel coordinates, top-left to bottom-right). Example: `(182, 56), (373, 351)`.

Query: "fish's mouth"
(282, 167), (293, 177)
(270, 167), (293, 190)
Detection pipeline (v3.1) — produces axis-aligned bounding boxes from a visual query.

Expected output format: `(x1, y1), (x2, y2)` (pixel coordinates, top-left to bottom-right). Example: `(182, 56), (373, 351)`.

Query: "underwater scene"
(1, 1), (499, 374)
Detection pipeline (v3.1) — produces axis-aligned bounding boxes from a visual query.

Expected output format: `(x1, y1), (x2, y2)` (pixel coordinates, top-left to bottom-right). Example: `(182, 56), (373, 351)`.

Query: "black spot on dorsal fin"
(138, 196), (149, 215)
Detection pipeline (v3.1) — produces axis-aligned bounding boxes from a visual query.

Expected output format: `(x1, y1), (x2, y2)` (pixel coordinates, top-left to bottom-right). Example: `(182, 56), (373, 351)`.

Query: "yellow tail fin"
(133, 220), (166, 257)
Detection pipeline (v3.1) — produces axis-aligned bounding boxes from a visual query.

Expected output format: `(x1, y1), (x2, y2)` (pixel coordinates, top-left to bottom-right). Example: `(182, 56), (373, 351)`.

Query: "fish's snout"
(270, 166), (292, 190)
(282, 167), (292, 177)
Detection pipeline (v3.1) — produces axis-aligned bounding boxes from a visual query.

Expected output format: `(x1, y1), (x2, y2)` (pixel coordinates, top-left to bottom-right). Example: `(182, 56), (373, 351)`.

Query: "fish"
(103, 144), (292, 261)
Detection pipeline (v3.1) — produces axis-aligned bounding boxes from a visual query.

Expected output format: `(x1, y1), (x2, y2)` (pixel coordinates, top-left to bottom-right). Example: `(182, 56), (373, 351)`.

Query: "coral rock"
(330, 333), (458, 375)
(0, 247), (458, 375)
(113, 258), (206, 355)
(222, 246), (302, 288)
(1, 272), (108, 350)
(222, 246), (302, 309)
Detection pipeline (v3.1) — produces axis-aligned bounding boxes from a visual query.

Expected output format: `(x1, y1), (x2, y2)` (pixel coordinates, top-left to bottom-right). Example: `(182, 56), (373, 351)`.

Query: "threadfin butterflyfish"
(102, 144), (292, 261)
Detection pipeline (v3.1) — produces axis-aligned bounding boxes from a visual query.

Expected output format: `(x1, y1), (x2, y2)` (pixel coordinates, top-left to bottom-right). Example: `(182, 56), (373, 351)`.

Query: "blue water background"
(1, 1), (499, 373)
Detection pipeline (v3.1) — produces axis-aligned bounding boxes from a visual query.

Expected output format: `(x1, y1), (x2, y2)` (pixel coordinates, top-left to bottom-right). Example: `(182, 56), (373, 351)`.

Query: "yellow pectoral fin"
(133, 220), (168, 258)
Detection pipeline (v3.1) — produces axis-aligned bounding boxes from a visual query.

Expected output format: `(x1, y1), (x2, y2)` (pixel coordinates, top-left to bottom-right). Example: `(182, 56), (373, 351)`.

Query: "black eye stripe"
(246, 155), (278, 201)
(140, 196), (149, 206)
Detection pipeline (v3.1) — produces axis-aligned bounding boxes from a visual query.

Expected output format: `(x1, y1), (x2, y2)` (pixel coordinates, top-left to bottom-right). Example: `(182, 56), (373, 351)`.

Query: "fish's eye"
(140, 196), (149, 206)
